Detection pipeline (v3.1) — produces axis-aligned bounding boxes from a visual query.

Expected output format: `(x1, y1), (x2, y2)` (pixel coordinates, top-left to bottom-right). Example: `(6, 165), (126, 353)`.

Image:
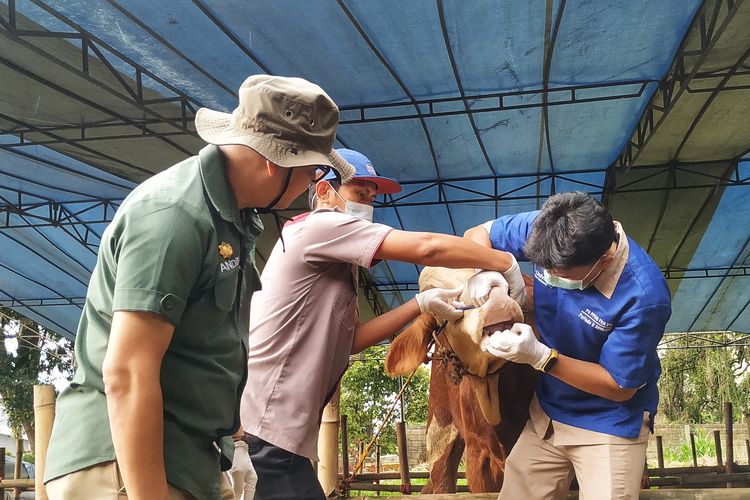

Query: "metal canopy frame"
(614, 0), (745, 172)
(658, 330), (750, 349)
(0, 0), (748, 339)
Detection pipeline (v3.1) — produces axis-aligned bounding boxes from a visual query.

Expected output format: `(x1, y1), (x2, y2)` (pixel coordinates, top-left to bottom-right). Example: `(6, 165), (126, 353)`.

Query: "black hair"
(308, 179), (341, 210)
(523, 191), (616, 269)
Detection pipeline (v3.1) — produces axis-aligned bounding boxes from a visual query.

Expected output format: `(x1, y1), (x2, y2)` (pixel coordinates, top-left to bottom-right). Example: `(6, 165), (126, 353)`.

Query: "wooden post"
(725, 402), (735, 475)
(1, 446), (6, 499)
(395, 422), (411, 494)
(375, 444), (381, 497)
(14, 437), (23, 500)
(690, 432), (698, 467)
(656, 435), (664, 470)
(745, 439), (750, 465)
(317, 386), (340, 497)
(34, 384), (56, 500)
(714, 430), (723, 467)
(341, 414), (349, 479)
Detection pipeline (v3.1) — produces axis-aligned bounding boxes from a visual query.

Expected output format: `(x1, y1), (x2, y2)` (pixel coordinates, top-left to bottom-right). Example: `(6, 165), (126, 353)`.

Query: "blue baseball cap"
(323, 148), (402, 194)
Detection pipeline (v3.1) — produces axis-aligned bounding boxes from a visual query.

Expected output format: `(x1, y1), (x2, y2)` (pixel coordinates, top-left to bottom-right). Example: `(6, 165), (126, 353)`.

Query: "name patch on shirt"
(220, 256), (240, 272)
(579, 308), (613, 332)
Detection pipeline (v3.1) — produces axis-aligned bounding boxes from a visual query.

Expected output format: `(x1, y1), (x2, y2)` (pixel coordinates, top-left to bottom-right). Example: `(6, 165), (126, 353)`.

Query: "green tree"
(0, 307), (74, 448)
(659, 334), (749, 423)
(340, 345), (430, 455)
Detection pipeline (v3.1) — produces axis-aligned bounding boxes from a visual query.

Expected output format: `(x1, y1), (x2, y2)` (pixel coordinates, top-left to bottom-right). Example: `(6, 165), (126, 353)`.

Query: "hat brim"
(195, 108), (355, 183)
(350, 175), (402, 195)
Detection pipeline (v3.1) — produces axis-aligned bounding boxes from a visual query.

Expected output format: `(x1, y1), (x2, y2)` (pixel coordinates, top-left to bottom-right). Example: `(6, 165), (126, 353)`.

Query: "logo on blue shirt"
(578, 308), (613, 333)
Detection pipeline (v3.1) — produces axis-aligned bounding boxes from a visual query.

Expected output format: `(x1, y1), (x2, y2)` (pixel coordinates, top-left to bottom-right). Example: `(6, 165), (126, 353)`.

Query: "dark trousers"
(247, 434), (325, 500)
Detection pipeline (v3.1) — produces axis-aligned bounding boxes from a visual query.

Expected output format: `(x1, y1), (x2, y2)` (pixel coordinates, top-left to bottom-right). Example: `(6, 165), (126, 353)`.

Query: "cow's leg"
(464, 434), (507, 492)
(459, 378), (507, 492)
(421, 415), (465, 493)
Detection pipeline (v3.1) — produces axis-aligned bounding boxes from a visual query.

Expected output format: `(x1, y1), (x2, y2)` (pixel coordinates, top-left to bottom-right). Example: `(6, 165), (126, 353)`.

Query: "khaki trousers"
(498, 402), (650, 500)
(46, 460), (234, 500)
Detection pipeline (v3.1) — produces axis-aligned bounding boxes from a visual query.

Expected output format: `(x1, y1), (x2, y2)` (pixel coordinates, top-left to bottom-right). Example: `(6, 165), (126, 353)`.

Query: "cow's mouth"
(482, 321), (514, 338)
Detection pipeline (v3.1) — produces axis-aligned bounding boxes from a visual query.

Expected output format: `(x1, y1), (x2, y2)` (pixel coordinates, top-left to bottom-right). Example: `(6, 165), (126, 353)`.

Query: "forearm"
(106, 375), (169, 499)
(419, 233), (512, 271)
(352, 299), (421, 354)
(548, 354), (637, 402)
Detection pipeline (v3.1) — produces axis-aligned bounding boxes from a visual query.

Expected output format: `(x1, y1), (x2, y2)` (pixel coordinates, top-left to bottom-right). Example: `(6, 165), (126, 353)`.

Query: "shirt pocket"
(214, 271), (239, 312)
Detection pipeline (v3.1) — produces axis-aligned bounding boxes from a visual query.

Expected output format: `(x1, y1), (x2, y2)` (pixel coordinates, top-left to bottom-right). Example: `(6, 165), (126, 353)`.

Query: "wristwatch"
(540, 349), (559, 373)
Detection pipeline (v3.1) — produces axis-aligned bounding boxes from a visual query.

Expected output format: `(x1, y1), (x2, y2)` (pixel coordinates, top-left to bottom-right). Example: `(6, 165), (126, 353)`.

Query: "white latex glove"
(464, 271), (508, 307)
(480, 323), (551, 371)
(502, 254), (527, 307)
(415, 286), (464, 322)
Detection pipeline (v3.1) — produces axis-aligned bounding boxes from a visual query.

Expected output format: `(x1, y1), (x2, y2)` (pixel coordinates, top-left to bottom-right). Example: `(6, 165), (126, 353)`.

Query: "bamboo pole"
(34, 384), (56, 500)
(317, 386), (340, 497)
(375, 444), (381, 497)
(690, 433), (698, 467)
(714, 430), (724, 468)
(341, 415), (349, 478)
(726, 402), (735, 473)
(395, 422), (411, 494)
(0, 480), (35, 489)
(1, 446), (5, 498)
(14, 437), (23, 500)
(656, 436), (664, 470)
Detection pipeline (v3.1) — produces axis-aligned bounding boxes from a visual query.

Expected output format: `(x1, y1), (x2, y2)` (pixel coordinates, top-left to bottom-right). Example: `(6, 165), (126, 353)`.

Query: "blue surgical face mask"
(543, 257), (603, 291)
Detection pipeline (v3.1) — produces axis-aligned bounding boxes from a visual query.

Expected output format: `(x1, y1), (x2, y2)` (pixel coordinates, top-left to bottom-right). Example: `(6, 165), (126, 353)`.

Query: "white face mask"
(344, 200), (374, 222)
(542, 257), (603, 291)
(332, 188), (374, 222)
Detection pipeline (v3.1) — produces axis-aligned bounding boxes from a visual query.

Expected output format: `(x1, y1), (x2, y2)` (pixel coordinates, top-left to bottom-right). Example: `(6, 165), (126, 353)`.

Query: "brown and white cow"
(385, 267), (538, 493)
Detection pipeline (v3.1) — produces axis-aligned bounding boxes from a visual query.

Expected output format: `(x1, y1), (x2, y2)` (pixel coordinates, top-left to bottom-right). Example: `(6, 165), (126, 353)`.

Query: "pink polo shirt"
(240, 208), (392, 460)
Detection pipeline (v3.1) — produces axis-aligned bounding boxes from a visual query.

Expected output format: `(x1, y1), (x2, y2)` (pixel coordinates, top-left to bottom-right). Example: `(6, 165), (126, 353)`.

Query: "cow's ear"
(384, 313), (438, 376)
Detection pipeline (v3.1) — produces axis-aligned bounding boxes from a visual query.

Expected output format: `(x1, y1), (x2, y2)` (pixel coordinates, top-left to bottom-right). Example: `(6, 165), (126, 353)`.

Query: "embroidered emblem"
(365, 162), (377, 175)
(578, 308), (614, 333)
(218, 242), (233, 259)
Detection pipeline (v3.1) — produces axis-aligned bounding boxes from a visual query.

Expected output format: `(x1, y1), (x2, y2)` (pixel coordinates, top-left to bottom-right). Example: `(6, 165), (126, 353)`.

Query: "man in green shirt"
(44, 75), (355, 500)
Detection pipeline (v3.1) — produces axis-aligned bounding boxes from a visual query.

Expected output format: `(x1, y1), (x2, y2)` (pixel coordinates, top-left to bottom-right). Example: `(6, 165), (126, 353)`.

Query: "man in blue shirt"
(464, 191), (671, 500)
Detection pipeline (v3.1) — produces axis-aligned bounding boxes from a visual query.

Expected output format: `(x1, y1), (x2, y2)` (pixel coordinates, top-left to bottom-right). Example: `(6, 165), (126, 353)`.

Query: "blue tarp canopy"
(1, 0), (749, 340)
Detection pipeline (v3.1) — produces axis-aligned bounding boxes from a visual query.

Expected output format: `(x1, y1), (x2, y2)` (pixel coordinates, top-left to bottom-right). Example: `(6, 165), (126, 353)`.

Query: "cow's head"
(385, 267), (533, 425)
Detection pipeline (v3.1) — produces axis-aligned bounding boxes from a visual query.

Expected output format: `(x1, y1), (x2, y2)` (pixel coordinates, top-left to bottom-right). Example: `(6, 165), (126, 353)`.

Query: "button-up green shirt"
(45, 146), (262, 500)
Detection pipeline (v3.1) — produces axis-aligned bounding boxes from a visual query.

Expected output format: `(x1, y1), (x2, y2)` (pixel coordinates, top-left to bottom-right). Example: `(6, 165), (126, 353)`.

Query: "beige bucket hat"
(195, 75), (355, 183)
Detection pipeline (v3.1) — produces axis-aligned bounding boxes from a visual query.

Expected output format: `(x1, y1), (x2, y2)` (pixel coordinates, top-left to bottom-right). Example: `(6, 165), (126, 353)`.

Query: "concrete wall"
(0, 434), (29, 455)
(405, 424), (427, 467)
(405, 422), (750, 467)
(647, 422), (750, 466)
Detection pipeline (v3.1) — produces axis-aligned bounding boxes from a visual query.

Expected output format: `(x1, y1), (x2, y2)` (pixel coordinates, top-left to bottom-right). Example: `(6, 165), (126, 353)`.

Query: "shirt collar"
(199, 145), (263, 236)
(199, 145), (240, 224)
(593, 221), (629, 299)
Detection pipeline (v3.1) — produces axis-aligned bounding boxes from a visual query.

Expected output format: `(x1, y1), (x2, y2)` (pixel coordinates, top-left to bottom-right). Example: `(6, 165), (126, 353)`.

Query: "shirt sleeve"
(486, 210), (540, 260)
(109, 201), (205, 326)
(599, 303), (671, 389)
(301, 211), (392, 268)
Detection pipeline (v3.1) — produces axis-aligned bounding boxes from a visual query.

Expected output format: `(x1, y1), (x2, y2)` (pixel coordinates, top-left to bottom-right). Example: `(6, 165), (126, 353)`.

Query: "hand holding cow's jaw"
(466, 260), (527, 308)
(481, 323), (552, 371)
